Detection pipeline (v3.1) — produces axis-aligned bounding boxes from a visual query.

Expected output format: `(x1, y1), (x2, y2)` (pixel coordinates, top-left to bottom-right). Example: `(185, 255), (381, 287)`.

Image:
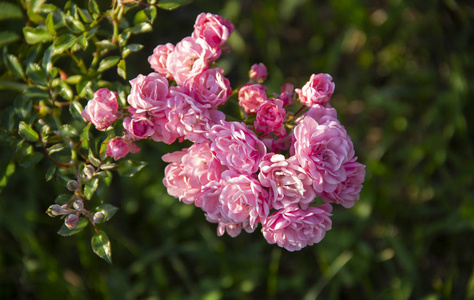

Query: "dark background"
(1, 0), (473, 299)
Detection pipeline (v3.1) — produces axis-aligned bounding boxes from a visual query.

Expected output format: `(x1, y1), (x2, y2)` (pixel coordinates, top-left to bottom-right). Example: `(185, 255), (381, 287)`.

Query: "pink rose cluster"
(81, 13), (365, 252)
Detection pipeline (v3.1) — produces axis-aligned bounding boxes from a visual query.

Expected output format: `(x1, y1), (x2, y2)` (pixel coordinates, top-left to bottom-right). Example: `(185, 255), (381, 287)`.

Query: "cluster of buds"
(80, 13), (365, 251)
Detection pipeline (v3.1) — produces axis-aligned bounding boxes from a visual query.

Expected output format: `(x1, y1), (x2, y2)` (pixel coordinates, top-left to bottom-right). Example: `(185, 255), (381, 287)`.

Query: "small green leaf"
(57, 218), (88, 236)
(144, 6), (157, 23)
(84, 177), (99, 200)
(132, 22), (152, 34)
(5, 54), (25, 79)
(76, 34), (88, 50)
(157, 0), (192, 10)
(88, 0), (100, 15)
(70, 101), (84, 119)
(42, 45), (54, 74)
(117, 59), (126, 79)
(26, 63), (47, 86)
(122, 43), (143, 58)
(91, 230), (112, 264)
(0, 2), (23, 20)
(52, 34), (75, 55)
(98, 56), (120, 72)
(19, 121), (39, 142)
(24, 87), (49, 99)
(23, 26), (53, 44)
(47, 143), (65, 155)
(64, 14), (85, 33)
(59, 82), (74, 101)
(60, 124), (78, 137)
(94, 204), (119, 224)
(117, 160), (147, 177)
(45, 165), (56, 181)
(46, 12), (56, 35)
(19, 152), (43, 168)
(0, 31), (20, 46)
(78, 8), (92, 23)
(100, 163), (117, 170)
(55, 194), (70, 205)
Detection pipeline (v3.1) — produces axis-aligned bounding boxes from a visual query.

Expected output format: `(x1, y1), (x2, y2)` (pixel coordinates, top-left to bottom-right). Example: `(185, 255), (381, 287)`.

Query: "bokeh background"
(1, 0), (473, 299)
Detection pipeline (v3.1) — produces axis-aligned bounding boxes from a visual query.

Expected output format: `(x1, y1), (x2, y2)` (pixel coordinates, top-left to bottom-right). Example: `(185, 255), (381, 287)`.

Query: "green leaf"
(88, 149), (100, 167)
(0, 2), (23, 20)
(157, 0), (192, 10)
(42, 45), (54, 74)
(100, 163), (117, 170)
(45, 165), (56, 181)
(0, 31), (20, 46)
(53, 34), (75, 55)
(117, 160), (147, 177)
(76, 34), (88, 50)
(23, 26), (53, 44)
(45, 12), (56, 35)
(94, 204), (119, 224)
(24, 87), (49, 99)
(64, 14), (85, 33)
(47, 143), (65, 155)
(132, 22), (152, 34)
(84, 176), (99, 200)
(70, 101), (84, 119)
(5, 54), (25, 79)
(57, 218), (88, 236)
(0, 80), (28, 92)
(78, 8), (92, 23)
(26, 63), (47, 86)
(91, 230), (112, 264)
(117, 59), (126, 79)
(60, 124), (78, 137)
(55, 194), (70, 205)
(88, 0), (100, 16)
(122, 43), (143, 58)
(59, 82), (74, 101)
(144, 6), (157, 23)
(19, 152), (43, 168)
(18, 121), (39, 142)
(14, 96), (33, 118)
(98, 56), (120, 72)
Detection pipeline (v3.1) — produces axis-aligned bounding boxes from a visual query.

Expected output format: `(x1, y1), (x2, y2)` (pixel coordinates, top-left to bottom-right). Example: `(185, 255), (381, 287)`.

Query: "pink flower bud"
(106, 137), (140, 160)
(238, 84), (268, 114)
(73, 200), (84, 211)
(254, 99), (287, 137)
(249, 63), (267, 83)
(295, 73), (335, 107)
(65, 214), (80, 229)
(66, 180), (79, 191)
(93, 211), (105, 224)
(81, 88), (121, 130)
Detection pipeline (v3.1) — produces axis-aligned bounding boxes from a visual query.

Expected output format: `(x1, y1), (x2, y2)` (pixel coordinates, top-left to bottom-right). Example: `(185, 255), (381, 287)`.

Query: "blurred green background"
(1, 0), (473, 299)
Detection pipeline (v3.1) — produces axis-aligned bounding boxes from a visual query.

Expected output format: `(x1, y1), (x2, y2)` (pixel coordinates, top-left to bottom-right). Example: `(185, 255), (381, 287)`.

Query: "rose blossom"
(254, 99), (286, 137)
(321, 158), (365, 208)
(162, 148), (200, 204)
(249, 63), (267, 83)
(192, 13), (234, 50)
(166, 37), (214, 86)
(293, 116), (355, 194)
(182, 142), (225, 188)
(296, 73), (335, 107)
(279, 83), (296, 107)
(238, 83), (268, 114)
(127, 73), (169, 113)
(81, 88), (120, 130)
(258, 154), (316, 210)
(165, 87), (225, 143)
(187, 68), (232, 108)
(106, 137), (140, 160)
(207, 121), (267, 174)
(219, 170), (270, 229)
(261, 204), (332, 251)
(148, 43), (175, 79)
(123, 113), (155, 141)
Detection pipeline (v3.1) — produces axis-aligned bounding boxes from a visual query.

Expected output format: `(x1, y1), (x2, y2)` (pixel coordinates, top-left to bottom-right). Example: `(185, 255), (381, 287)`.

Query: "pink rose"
(81, 88), (120, 130)
(187, 68), (232, 109)
(254, 99), (286, 137)
(238, 83), (268, 114)
(249, 63), (267, 83)
(192, 13), (234, 51)
(301, 104), (338, 124)
(148, 43), (175, 79)
(279, 83), (296, 107)
(127, 73), (169, 113)
(293, 117), (355, 194)
(148, 108), (178, 145)
(123, 113), (155, 141)
(182, 142), (225, 188)
(295, 73), (335, 107)
(106, 136), (140, 160)
(166, 37), (213, 86)
(207, 121), (267, 174)
(258, 154), (316, 210)
(219, 170), (270, 229)
(165, 87), (225, 143)
(321, 158), (365, 208)
(261, 204), (332, 251)
(162, 148), (200, 204)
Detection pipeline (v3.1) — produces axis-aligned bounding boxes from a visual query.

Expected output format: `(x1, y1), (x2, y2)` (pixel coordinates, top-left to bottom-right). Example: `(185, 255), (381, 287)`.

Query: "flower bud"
(93, 211), (105, 224)
(46, 204), (64, 217)
(65, 214), (80, 229)
(249, 63), (267, 83)
(73, 200), (84, 211)
(66, 180), (79, 192)
(83, 165), (95, 182)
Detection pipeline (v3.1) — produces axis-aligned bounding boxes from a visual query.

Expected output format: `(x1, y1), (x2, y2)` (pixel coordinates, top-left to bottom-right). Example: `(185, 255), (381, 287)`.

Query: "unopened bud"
(47, 204), (64, 217)
(93, 211), (105, 224)
(66, 180), (79, 191)
(83, 165), (95, 182)
(73, 200), (84, 211)
(65, 214), (80, 229)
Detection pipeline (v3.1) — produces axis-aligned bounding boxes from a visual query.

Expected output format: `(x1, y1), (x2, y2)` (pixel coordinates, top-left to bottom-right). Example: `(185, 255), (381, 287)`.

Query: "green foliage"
(1, 0), (473, 299)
